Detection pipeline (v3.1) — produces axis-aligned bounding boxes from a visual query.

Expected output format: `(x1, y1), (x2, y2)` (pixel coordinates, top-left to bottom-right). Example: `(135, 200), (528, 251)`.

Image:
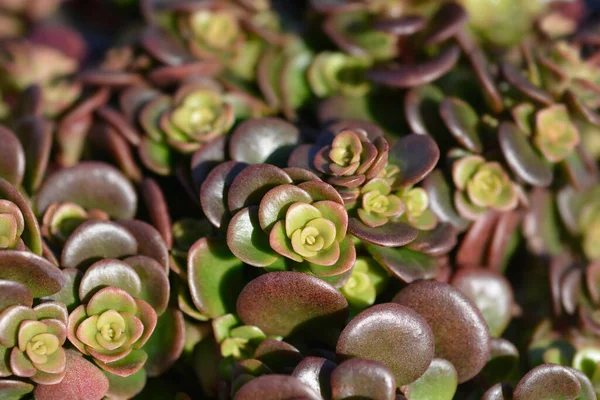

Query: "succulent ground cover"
(0, 0), (598, 398)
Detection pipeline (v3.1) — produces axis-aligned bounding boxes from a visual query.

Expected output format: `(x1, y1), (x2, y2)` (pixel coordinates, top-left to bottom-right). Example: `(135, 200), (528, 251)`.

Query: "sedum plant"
(0, 0), (597, 399)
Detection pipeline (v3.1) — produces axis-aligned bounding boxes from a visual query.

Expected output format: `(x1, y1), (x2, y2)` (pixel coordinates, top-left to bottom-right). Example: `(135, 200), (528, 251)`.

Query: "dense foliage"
(0, 0), (598, 399)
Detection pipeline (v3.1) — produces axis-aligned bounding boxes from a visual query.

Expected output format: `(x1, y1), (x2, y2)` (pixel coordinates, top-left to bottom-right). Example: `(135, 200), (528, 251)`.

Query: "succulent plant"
(0, 302), (68, 384)
(0, 0), (597, 398)
(203, 164), (356, 282)
(67, 286), (156, 377)
(452, 155), (519, 219)
(0, 40), (81, 117)
(307, 52), (371, 98)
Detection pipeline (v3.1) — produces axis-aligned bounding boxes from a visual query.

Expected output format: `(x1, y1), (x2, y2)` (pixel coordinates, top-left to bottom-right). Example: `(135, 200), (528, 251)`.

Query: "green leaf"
(188, 238), (246, 318)
(404, 358), (457, 400)
(104, 368), (147, 399)
(227, 207), (279, 267)
(365, 244), (441, 283)
(0, 305), (36, 348)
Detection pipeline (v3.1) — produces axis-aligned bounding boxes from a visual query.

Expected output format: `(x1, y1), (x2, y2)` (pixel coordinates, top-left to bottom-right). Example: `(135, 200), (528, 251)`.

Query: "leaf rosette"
(0, 302), (68, 385)
(452, 155), (519, 220)
(67, 286), (156, 377)
(307, 52), (371, 98)
(202, 163), (355, 283)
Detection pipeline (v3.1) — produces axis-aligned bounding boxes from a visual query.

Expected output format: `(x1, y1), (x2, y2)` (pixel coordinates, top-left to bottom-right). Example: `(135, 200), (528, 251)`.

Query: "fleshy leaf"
(237, 271), (348, 338)
(394, 280), (490, 383)
(403, 358), (458, 400)
(498, 122), (553, 187)
(337, 303), (434, 386)
(227, 207), (279, 267)
(61, 220), (138, 269)
(389, 134), (440, 188)
(188, 238), (245, 318)
(35, 162), (137, 219)
(0, 127), (25, 187)
(141, 308), (184, 377)
(78, 259), (142, 303)
(0, 251), (65, 298)
(230, 118), (300, 165)
(34, 350), (109, 400)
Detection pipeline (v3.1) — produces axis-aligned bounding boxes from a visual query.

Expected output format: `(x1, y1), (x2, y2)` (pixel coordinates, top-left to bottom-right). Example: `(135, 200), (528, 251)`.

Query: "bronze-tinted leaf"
(373, 16), (426, 36)
(389, 134), (440, 187)
(61, 220), (138, 269)
(406, 223), (458, 256)
(455, 211), (499, 267)
(237, 271), (349, 338)
(116, 219), (169, 273)
(498, 122), (553, 187)
(35, 162), (137, 219)
(79, 70), (143, 87)
(439, 98), (483, 153)
(78, 259), (142, 302)
(123, 255), (169, 314)
(235, 374), (321, 400)
(0, 280), (32, 309)
(423, 170), (470, 231)
(349, 218), (418, 247)
(0, 251), (65, 298)
(190, 136), (227, 191)
(513, 364), (581, 400)
(0, 126), (25, 187)
(424, 2), (468, 46)
(501, 63), (554, 106)
(393, 280), (490, 383)
(227, 164), (292, 213)
(336, 303), (434, 386)
(140, 178), (173, 249)
(95, 106), (141, 146)
(331, 358), (396, 400)
(254, 339), (303, 374)
(141, 26), (194, 66)
(0, 178), (42, 255)
(148, 62), (222, 87)
(368, 46), (460, 88)
(404, 85), (445, 136)
(455, 30), (503, 114)
(482, 383), (513, 400)
(292, 357), (336, 399)
(365, 244), (443, 283)
(230, 118), (300, 166)
(34, 350), (109, 400)
(200, 161), (248, 229)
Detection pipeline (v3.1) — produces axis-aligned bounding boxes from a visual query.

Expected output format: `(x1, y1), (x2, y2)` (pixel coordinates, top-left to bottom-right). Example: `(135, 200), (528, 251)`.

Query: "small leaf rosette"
(0, 302), (68, 384)
(0, 40), (81, 117)
(307, 52), (371, 98)
(202, 164), (355, 282)
(212, 314), (273, 377)
(356, 178), (404, 228)
(0, 199), (25, 250)
(341, 257), (388, 313)
(534, 104), (580, 163)
(397, 186), (438, 230)
(67, 287), (156, 377)
(312, 128), (388, 206)
(140, 83), (235, 157)
(452, 155), (519, 220)
(180, 7), (244, 60)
